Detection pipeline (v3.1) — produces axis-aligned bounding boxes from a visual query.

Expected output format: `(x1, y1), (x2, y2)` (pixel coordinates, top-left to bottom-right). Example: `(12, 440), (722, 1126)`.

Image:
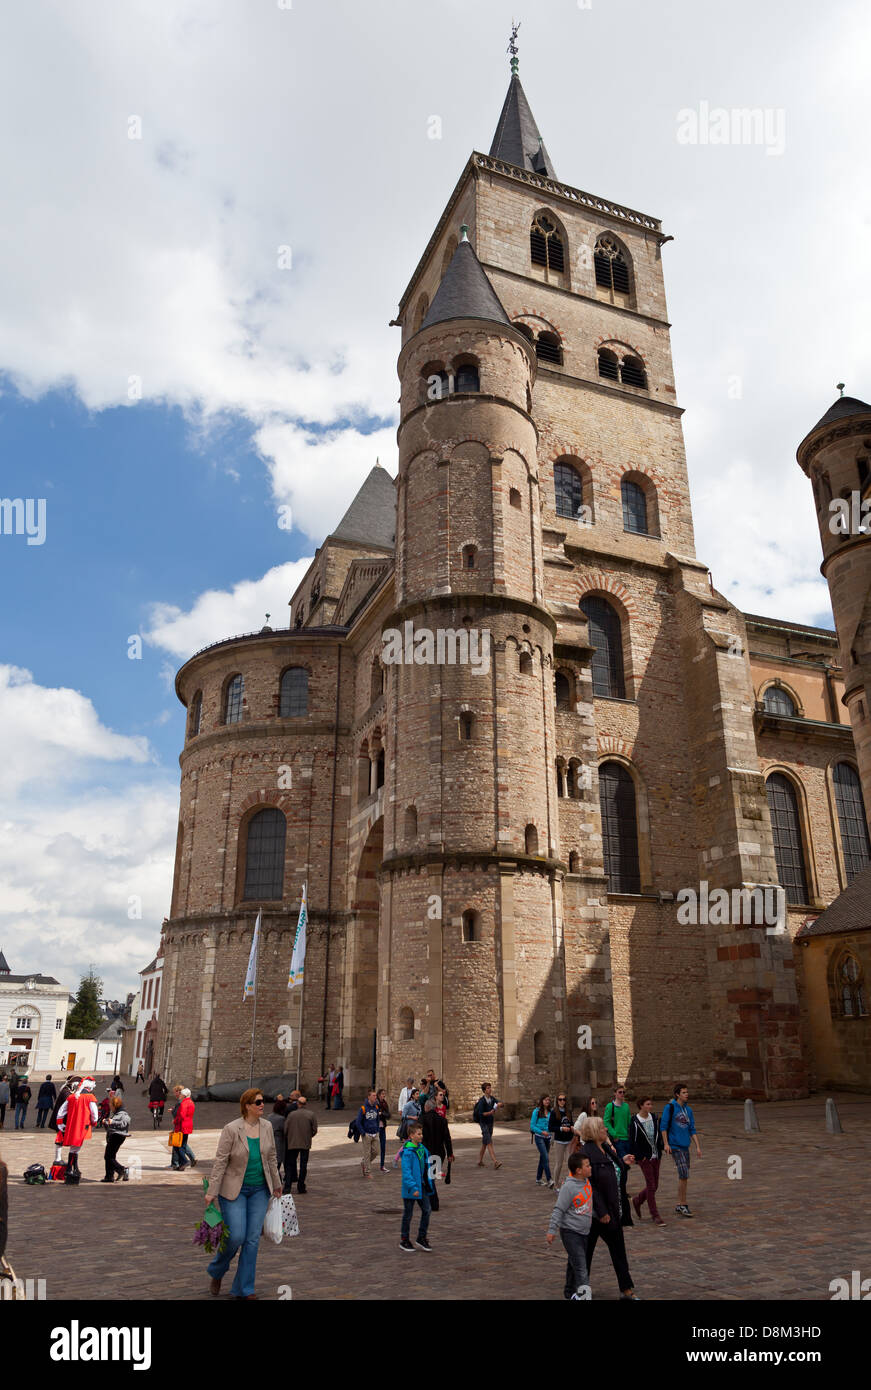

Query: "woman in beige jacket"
(204, 1087), (282, 1300)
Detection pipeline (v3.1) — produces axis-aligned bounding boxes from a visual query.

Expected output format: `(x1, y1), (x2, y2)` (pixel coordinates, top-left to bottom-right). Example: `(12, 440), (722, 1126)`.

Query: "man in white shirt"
(397, 1075), (415, 1113)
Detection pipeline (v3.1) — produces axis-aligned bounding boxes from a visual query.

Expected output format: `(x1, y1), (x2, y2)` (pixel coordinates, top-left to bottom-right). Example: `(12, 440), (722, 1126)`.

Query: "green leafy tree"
(66, 969), (104, 1038)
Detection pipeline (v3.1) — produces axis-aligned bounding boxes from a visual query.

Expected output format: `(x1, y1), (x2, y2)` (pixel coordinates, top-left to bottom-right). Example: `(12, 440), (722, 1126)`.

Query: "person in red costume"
(56, 1076), (99, 1183)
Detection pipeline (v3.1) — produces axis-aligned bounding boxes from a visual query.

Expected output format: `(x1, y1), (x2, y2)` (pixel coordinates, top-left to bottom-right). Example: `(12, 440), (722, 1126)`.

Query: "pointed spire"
(489, 55), (556, 179)
(421, 236), (512, 332)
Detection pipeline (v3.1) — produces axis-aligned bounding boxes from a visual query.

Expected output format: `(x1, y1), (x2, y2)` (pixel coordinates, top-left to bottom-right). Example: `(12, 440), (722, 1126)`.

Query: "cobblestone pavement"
(2, 1079), (869, 1301)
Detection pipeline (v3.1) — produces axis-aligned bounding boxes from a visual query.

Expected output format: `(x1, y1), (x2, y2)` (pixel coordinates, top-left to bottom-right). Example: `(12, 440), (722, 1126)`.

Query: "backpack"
(661, 1101), (675, 1137)
(23, 1163), (46, 1185)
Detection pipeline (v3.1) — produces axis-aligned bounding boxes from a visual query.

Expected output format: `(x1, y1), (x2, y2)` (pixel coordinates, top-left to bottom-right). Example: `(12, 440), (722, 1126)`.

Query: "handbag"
(279, 1193), (300, 1238)
(262, 1196), (283, 1245)
(169, 1131), (183, 1148)
(428, 1182), (440, 1212)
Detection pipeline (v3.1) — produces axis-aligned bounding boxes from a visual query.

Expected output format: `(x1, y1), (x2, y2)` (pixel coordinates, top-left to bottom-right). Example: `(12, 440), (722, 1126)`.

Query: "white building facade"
(132, 954), (163, 1077)
(0, 953), (70, 1073)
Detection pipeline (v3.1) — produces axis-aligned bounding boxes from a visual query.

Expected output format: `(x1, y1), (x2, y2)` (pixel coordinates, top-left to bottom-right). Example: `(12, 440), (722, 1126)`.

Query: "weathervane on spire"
(508, 20), (520, 76)
(836, 382), (845, 398)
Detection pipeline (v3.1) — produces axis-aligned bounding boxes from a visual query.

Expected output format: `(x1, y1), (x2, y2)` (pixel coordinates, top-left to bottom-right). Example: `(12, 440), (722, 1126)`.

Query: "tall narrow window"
(554, 462), (584, 520)
(533, 1030), (548, 1064)
(530, 215), (564, 272)
(242, 808), (287, 901)
(462, 910), (479, 943)
(525, 824), (539, 855)
(834, 951), (868, 1018)
(833, 762), (871, 882)
(404, 805), (418, 839)
(594, 235), (630, 296)
(762, 686), (796, 716)
(555, 672), (572, 709)
(766, 773), (810, 904)
(460, 713), (474, 740)
(599, 761), (641, 893)
(224, 674), (244, 724)
(519, 652), (532, 675)
(279, 667), (308, 717)
(621, 479), (648, 534)
(398, 1006), (415, 1041)
(581, 596), (625, 699)
(597, 348), (619, 381)
(189, 691), (202, 737)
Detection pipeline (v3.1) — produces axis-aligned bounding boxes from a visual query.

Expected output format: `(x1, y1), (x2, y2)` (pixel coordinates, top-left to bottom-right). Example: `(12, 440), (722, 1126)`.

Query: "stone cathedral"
(156, 61), (871, 1108)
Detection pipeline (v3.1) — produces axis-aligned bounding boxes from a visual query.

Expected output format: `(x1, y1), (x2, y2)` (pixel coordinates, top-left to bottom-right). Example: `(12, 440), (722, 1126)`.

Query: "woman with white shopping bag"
(203, 1088), (282, 1300)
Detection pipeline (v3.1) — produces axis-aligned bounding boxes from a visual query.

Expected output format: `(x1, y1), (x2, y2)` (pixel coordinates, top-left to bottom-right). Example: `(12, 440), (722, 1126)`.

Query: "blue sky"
(0, 0), (868, 997)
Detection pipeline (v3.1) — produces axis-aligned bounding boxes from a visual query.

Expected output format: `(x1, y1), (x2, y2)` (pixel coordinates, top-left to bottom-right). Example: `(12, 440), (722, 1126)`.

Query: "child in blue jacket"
(399, 1122), (433, 1253)
(530, 1095), (554, 1187)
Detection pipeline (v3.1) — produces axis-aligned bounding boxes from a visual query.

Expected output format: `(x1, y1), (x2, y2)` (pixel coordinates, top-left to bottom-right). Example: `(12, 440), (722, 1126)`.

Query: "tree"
(66, 969), (104, 1038)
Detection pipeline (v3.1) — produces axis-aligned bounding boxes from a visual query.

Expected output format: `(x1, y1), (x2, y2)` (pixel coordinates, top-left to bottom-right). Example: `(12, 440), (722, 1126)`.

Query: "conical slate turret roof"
(808, 395), (871, 435)
(332, 463), (396, 549)
(489, 73), (556, 179)
(421, 233), (512, 332)
(0, 949), (9, 973)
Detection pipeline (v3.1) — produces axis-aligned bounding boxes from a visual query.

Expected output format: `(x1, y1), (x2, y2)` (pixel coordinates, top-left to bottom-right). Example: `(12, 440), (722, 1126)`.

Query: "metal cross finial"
(508, 20), (520, 75)
(836, 382), (845, 397)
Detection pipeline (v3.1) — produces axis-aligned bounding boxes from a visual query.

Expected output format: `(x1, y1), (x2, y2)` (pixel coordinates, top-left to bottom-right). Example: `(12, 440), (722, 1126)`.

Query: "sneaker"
(188, 1157), (197, 1168)
(620, 1291), (641, 1300)
(547, 1179), (555, 1189)
(399, 1237), (415, 1253)
(675, 1205), (693, 1217)
(535, 1178), (542, 1186)
(414, 1237), (432, 1252)
(653, 1216), (666, 1226)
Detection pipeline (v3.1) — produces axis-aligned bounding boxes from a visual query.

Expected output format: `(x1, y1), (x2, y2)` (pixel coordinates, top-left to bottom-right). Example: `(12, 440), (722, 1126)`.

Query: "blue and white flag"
(243, 910), (261, 1001)
(287, 884), (307, 990)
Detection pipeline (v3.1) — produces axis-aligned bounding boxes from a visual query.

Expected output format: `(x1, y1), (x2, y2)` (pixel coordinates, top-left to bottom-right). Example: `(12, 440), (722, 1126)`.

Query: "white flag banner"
(287, 884), (307, 990)
(243, 910), (262, 1001)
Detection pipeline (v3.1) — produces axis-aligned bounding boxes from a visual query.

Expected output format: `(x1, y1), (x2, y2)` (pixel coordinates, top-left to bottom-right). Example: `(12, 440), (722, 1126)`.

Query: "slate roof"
(798, 395), (871, 455)
(0, 973), (61, 986)
(0, 950), (9, 973)
(421, 238), (512, 332)
(332, 465), (396, 549)
(797, 864), (871, 938)
(489, 74), (557, 178)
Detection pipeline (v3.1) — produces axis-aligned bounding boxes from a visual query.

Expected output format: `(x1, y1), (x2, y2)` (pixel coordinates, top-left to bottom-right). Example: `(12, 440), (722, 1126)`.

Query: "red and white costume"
(57, 1077), (98, 1151)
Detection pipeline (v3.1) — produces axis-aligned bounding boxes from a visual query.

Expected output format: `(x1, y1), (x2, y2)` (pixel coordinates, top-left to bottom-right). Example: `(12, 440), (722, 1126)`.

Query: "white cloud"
(144, 559), (314, 659)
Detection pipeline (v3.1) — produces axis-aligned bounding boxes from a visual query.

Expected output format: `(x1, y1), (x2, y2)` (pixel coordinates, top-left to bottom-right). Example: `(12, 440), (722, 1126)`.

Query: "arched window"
(279, 667), (308, 717)
(568, 850), (580, 873)
(556, 761), (565, 798)
(621, 479), (648, 534)
(454, 363), (480, 392)
(594, 235), (631, 297)
(224, 674), (245, 724)
(404, 805), (418, 839)
(554, 462), (585, 520)
(370, 659), (384, 704)
(462, 910), (479, 943)
(530, 215), (565, 272)
(597, 347), (619, 381)
(309, 579), (320, 614)
(519, 652), (533, 675)
(581, 596), (625, 699)
(376, 749), (385, 789)
(413, 294), (429, 333)
(766, 773), (810, 904)
(189, 691), (202, 738)
(536, 332), (562, 365)
(398, 1006), (415, 1041)
(357, 748), (370, 801)
(566, 762), (576, 797)
(462, 545), (477, 570)
(620, 356), (648, 389)
(242, 808), (286, 901)
(834, 951), (868, 1018)
(425, 369), (452, 401)
(514, 322), (534, 343)
(763, 686), (796, 717)
(460, 712), (474, 740)
(533, 1029), (547, 1064)
(833, 762), (871, 882)
(294, 609), (303, 629)
(599, 761), (641, 893)
(509, 487), (522, 509)
(525, 824), (539, 855)
(555, 671), (572, 709)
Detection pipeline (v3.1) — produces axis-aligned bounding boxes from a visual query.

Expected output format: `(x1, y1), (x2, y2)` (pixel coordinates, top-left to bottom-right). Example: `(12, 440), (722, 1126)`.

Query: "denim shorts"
(479, 1123), (494, 1144)
(670, 1146), (690, 1179)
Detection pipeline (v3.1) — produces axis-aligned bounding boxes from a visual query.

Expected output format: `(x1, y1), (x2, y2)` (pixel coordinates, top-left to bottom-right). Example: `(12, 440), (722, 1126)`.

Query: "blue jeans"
(401, 1196), (431, 1243)
(172, 1137), (194, 1168)
(534, 1134), (552, 1182)
(14, 1104), (28, 1129)
(561, 1228), (589, 1298)
(207, 1183), (272, 1297)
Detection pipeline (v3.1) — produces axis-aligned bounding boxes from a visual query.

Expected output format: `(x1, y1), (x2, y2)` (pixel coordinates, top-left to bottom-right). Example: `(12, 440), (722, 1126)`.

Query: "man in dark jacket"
(35, 1076), (57, 1128)
(579, 1127), (639, 1299)
(283, 1095), (318, 1194)
(13, 1080), (32, 1130)
(421, 1101), (453, 1182)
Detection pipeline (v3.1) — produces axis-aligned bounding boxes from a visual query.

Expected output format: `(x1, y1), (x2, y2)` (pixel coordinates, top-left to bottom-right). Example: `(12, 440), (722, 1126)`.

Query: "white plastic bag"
(280, 1193), (300, 1238)
(262, 1196), (283, 1244)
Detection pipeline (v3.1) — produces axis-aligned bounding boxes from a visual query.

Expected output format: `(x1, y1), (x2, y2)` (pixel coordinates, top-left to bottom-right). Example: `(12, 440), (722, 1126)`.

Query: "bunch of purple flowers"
(192, 1218), (228, 1255)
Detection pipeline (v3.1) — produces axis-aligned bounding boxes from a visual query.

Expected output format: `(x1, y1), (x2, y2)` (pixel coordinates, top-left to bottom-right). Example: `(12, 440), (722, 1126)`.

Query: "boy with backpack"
(399, 1121), (434, 1252)
(545, 1150), (594, 1300)
(661, 1084), (701, 1217)
(357, 1088), (382, 1178)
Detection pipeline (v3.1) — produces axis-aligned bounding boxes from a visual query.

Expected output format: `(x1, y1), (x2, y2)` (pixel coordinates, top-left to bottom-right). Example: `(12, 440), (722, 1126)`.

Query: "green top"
(604, 1101), (631, 1142)
(243, 1137), (265, 1187)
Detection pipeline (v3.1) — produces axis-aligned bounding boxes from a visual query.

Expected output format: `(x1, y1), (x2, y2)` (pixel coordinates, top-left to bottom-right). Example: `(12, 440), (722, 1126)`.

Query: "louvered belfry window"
(581, 596), (625, 699)
(597, 348), (619, 381)
(554, 462), (583, 520)
(535, 332), (562, 365)
(530, 215), (565, 272)
(594, 235), (630, 295)
(766, 773), (809, 904)
(622, 479), (648, 534)
(243, 807), (287, 900)
(833, 762), (871, 882)
(599, 761), (641, 893)
(620, 356), (648, 389)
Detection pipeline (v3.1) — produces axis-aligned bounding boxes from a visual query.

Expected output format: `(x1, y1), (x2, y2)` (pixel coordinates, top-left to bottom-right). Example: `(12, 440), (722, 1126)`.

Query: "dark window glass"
(555, 672), (571, 709)
(280, 667), (308, 717)
(242, 808), (286, 900)
(762, 686), (796, 717)
(554, 462), (583, 519)
(224, 674), (244, 724)
(766, 773), (809, 904)
(836, 952), (868, 1018)
(620, 356), (648, 389)
(189, 692), (202, 737)
(597, 349), (619, 381)
(833, 763), (871, 882)
(622, 479), (648, 534)
(581, 596), (625, 698)
(455, 364), (480, 392)
(599, 761), (641, 893)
